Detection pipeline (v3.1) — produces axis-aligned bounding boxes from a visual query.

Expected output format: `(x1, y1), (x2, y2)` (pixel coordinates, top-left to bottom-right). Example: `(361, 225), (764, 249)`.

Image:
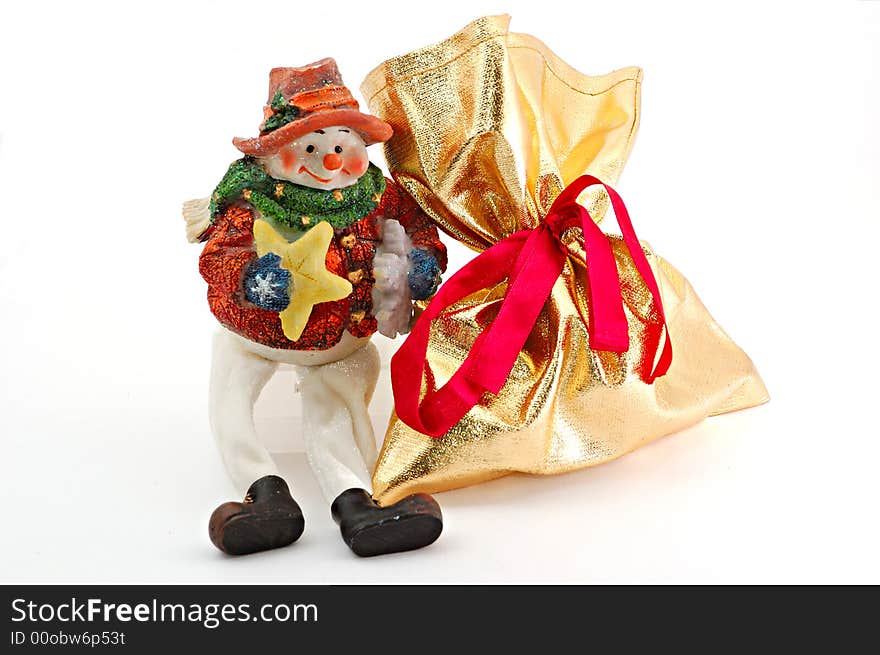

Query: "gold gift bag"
(362, 15), (769, 505)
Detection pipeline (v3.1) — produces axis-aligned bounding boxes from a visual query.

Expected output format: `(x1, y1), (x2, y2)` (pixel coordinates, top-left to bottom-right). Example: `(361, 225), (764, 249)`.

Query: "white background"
(1, 0), (877, 584)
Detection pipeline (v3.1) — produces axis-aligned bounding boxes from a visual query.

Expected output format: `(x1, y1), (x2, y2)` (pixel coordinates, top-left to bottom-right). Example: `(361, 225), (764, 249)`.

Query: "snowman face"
(260, 126), (370, 190)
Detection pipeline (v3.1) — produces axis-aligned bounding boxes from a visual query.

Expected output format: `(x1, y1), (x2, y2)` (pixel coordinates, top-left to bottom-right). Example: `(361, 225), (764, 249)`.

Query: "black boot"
(209, 475), (304, 555)
(331, 488), (442, 557)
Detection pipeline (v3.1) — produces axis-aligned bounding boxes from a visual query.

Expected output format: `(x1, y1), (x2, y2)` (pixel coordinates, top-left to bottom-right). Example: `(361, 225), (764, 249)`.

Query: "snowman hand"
(243, 253), (292, 311)
(407, 248), (442, 301)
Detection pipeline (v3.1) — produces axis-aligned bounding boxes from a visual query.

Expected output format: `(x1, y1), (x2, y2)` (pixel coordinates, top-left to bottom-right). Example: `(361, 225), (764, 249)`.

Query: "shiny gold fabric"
(362, 15), (769, 505)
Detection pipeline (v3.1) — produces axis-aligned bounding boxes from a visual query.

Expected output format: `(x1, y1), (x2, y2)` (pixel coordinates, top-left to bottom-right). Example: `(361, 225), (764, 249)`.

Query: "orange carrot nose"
(323, 153), (343, 171)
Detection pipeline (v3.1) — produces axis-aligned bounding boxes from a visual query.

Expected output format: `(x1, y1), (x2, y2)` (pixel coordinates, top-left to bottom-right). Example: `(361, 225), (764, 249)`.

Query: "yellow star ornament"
(252, 219), (353, 342)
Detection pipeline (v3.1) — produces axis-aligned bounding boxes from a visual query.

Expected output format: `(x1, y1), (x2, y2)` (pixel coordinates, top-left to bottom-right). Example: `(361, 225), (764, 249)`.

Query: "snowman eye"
(306, 145), (316, 153)
(334, 145), (343, 154)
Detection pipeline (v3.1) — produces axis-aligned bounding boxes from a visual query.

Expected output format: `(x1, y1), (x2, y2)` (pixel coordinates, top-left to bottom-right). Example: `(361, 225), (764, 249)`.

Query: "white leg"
(209, 330), (279, 494)
(297, 342), (381, 503)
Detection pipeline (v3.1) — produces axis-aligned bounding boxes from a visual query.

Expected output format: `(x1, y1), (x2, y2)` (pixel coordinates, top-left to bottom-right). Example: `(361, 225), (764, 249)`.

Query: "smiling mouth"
(298, 166), (333, 184)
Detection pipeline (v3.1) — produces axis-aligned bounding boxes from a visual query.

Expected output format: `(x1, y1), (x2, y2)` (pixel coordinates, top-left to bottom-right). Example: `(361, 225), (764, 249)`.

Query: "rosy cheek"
(345, 154), (368, 176)
(280, 149), (297, 171)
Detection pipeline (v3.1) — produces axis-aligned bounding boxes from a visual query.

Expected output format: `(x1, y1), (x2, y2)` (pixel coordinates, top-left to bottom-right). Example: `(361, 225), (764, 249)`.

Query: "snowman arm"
(199, 205), (259, 308)
(383, 180), (448, 271)
(401, 208), (447, 270)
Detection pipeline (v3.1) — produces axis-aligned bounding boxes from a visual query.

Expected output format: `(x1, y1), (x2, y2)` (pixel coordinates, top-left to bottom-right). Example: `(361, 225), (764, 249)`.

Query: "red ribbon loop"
(391, 176), (672, 438)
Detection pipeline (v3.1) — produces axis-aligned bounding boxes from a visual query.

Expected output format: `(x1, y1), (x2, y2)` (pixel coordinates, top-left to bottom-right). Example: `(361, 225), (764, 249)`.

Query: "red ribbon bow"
(391, 176), (672, 438)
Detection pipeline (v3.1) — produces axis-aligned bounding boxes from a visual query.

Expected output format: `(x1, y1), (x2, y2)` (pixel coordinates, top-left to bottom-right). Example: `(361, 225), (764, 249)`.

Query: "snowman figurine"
(183, 60), (447, 557)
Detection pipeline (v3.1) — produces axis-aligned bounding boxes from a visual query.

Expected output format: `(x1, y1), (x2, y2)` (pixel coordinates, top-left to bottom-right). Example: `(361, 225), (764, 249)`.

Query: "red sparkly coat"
(199, 179), (447, 350)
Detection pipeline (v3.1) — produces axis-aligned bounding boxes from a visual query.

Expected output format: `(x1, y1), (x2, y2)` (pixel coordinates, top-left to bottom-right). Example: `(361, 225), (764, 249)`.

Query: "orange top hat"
(233, 58), (393, 156)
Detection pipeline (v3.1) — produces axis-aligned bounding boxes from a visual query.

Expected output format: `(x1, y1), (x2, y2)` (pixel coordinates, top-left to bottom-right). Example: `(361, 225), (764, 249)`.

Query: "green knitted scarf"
(210, 157), (386, 230)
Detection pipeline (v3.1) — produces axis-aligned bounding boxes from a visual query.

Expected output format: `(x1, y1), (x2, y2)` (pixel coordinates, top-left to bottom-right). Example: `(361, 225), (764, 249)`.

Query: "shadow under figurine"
(183, 59), (447, 557)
